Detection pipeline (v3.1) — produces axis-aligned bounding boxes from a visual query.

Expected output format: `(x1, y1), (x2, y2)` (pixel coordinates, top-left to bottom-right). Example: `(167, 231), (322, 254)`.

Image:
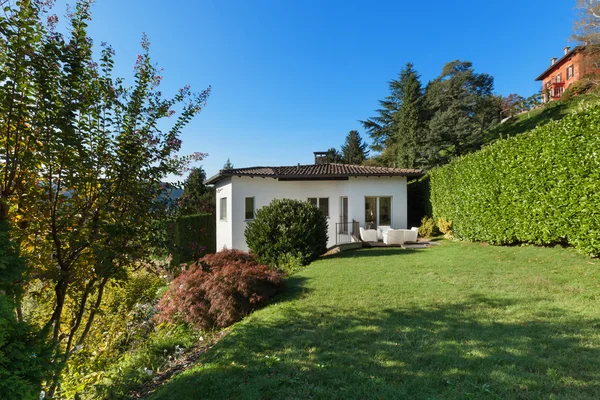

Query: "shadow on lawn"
(150, 293), (600, 400)
(327, 247), (424, 260)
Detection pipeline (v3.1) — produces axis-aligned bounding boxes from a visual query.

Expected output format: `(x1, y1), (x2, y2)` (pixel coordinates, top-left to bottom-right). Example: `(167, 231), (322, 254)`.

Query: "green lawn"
(150, 242), (600, 399)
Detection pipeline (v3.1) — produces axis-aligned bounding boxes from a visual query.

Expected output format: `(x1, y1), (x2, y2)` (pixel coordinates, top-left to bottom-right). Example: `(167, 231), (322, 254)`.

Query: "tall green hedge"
(429, 103), (600, 256)
(170, 213), (216, 266)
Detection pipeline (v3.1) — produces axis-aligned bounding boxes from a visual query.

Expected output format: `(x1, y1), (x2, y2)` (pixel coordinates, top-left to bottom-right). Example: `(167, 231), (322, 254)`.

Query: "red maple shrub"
(156, 249), (283, 330)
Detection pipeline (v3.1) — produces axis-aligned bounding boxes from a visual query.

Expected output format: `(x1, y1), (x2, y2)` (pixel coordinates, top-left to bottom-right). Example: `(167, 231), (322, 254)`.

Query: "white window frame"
(220, 197), (227, 221)
(365, 196), (393, 227)
(567, 64), (574, 79)
(308, 197), (330, 218)
(245, 197), (255, 220)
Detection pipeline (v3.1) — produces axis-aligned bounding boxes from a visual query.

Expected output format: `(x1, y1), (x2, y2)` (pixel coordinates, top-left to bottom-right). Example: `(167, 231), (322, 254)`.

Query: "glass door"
(340, 197), (348, 233)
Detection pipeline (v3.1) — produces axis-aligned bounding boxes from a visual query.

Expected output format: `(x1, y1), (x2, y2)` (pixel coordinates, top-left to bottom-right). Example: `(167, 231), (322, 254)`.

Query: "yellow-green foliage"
(430, 103), (600, 256)
(437, 218), (452, 234)
(418, 216), (438, 238)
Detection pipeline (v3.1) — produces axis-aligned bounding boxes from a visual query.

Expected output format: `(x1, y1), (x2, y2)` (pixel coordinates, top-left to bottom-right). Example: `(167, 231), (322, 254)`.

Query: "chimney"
(313, 151), (328, 165)
(564, 46), (571, 55)
(551, 57), (557, 65)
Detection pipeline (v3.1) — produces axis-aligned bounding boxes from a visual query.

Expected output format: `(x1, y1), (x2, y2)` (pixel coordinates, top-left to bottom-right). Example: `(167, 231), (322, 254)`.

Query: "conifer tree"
(341, 130), (369, 164)
(393, 63), (426, 168)
(223, 158), (234, 170)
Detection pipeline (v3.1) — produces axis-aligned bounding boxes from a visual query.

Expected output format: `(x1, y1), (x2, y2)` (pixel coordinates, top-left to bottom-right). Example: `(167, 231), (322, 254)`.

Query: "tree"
(424, 60), (501, 166)
(361, 74), (403, 166)
(501, 93), (526, 118)
(325, 147), (343, 163)
(393, 63), (426, 168)
(223, 158), (234, 170)
(573, 0), (600, 86)
(0, 1), (210, 394)
(178, 167), (215, 215)
(361, 63), (426, 168)
(574, 0), (600, 44)
(341, 130), (369, 164)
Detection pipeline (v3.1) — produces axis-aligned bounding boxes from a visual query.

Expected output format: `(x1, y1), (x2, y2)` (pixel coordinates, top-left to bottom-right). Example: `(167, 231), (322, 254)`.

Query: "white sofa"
(403, 227), (419, 243)
(359, 227), (378, 242)
(383, 229), (404, 245)
(377, 225), (391, 241)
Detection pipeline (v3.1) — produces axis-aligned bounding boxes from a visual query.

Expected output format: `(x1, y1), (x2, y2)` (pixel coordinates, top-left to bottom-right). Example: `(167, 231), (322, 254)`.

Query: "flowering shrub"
(156, 250), (283, 330)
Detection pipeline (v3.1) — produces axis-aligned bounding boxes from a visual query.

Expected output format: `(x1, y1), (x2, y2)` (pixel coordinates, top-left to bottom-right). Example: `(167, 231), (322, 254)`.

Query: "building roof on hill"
(535, 46), (582, 81)
(205, 163), (423, 185)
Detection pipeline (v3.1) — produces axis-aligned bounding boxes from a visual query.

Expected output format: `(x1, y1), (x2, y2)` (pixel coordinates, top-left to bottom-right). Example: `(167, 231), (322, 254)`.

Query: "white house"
(205, 152), (422, 251)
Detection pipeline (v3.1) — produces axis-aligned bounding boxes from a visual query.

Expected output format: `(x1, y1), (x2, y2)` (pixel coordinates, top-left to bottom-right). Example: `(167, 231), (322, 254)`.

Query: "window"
(567, 64), (574, 79)
(556, 73), (562, 83)
(220, 197), (227, 221)
(245, 197), (255, 220)
(379, 197), (392, 226)
(365, 196), (392, 228)
(308, 197), (329, 217)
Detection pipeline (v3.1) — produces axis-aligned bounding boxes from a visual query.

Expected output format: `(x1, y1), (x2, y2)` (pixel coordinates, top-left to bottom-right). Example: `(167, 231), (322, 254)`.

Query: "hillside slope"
(487, 94), (594, 142)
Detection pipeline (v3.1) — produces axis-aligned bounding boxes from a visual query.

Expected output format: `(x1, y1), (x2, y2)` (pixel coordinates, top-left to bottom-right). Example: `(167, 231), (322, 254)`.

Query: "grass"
(149, 242), (600, 399)
(487, 94), (595, 142)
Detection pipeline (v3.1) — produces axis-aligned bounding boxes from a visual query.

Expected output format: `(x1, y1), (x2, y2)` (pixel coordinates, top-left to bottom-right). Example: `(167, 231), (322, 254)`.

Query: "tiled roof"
(535, 46), (582, 81)
(205, 163), (423, 184)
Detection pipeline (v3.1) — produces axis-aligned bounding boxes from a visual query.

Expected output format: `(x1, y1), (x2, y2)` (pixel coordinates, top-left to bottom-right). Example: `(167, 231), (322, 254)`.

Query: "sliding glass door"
(364, 196), (392, 229)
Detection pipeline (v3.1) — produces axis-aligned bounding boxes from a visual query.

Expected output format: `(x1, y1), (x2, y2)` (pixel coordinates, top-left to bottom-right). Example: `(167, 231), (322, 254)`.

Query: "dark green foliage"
(0, 222), (51, 399)
(170, 213), (216, 267)
(178, 167), (215, 215)
(361, 74), (402, 155)
(223, 158), (234, 170)
(407, 176), (431, 228)
(363, 61), (499, 169)
(0, 221), (25, 298)
(245, 199), (328, 267)
(429, 103), (600, 256)
(394, 63), (426, 168)
(424, 60), (501, 166)
(341, 130), (369, 164)
(0, 296), (52, 400)
(325, 147), (343, 163)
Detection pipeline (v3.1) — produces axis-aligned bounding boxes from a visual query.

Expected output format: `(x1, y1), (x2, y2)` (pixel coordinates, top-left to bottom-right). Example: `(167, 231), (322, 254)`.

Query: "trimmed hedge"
(430, 103), (600, 256)
(170, 213), (216, 266)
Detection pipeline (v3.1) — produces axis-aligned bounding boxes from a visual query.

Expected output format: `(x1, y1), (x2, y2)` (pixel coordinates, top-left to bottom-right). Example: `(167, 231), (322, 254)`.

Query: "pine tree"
(393, 63), (425, 168)
(223, 158), (234, 170)
(325, 147), (342, 163)
(178, 167), (215, 215)
(360, 77), (402, 164)
(361, 63), (425, 168)
(341, 130), (369, 164)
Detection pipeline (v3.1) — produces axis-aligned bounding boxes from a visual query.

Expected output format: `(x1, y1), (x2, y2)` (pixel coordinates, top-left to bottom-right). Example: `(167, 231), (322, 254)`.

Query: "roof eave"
(535, 47), (581, 81)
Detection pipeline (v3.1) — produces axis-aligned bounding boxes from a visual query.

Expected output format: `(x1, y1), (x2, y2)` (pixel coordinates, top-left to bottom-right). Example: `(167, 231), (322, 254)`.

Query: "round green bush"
(245, 199), (328, 267)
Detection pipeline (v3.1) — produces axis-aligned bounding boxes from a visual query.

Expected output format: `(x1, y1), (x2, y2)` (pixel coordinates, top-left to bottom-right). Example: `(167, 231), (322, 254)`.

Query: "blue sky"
(73, 0), (577, 179)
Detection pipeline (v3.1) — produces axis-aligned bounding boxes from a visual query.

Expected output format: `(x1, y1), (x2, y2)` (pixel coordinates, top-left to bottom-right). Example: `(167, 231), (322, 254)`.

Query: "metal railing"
(335, 220), (359, 245)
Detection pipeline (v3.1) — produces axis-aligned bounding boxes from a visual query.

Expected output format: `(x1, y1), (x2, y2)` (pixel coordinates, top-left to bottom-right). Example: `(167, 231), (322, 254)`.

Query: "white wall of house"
(215, 178), (233, 250)
(218, 175), (409, 251)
